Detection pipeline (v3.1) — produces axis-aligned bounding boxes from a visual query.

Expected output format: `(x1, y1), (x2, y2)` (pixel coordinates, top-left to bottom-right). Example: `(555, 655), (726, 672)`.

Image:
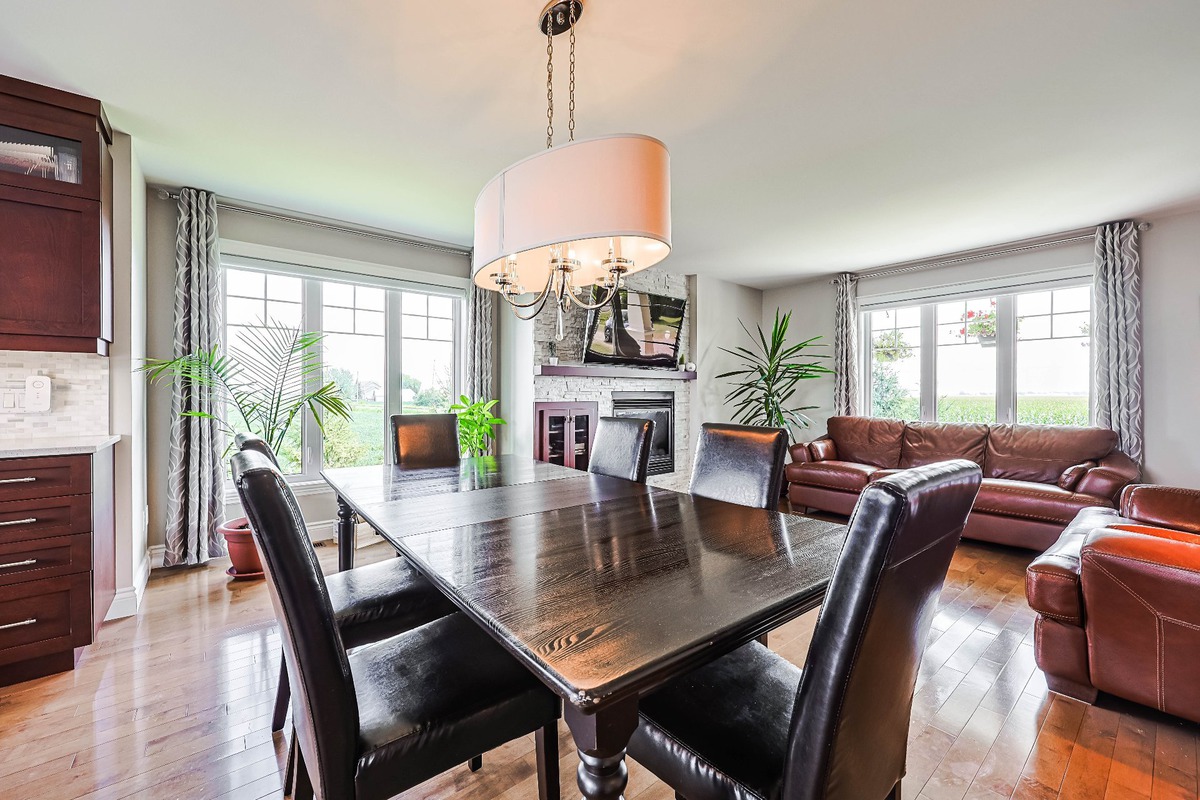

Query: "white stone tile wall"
(0, 351), (110, 438)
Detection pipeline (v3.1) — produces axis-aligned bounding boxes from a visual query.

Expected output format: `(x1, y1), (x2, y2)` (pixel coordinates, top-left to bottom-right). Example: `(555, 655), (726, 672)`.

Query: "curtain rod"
(154, 187), (472, 258)
(829, 222), (1151, 284)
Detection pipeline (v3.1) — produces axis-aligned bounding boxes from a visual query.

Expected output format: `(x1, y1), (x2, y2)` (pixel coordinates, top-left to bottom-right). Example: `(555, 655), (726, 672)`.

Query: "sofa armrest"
(1082, 527), (1200, 599)
(809, 437), (837, 462)
(1057, 461), (1097, 491)
(1119, 485), (1200, 535)
(789, 442), (813, 464)
(1075, 451), (1139, 502)
(1027, 531), (1087, 625)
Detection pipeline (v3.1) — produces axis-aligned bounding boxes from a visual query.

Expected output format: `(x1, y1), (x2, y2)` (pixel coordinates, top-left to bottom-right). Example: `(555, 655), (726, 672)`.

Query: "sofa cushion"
(900, 422), (988, 468)
(975, 479), (1114, 525)
(826, 416), (905, 468)
(785, 460), (878, 492)
(983, 425), (1117, 483)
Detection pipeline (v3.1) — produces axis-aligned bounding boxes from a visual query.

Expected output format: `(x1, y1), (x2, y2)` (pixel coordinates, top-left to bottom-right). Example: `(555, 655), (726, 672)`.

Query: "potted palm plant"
(142, 322), (352, 578)
(717, 309), (833, 440)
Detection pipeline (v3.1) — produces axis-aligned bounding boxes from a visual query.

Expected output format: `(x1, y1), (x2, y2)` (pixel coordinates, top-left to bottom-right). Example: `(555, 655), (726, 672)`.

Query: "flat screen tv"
(583, 288), (686, 368)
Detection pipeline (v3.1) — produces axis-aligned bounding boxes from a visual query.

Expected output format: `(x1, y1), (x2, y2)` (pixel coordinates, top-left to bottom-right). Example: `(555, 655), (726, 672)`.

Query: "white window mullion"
(302, 278), (324, 479)
(385, 290), (404, 463)
(859, 312), (873, 415)
(995, 294), (1017, 424)
(919, 304), (937, 421)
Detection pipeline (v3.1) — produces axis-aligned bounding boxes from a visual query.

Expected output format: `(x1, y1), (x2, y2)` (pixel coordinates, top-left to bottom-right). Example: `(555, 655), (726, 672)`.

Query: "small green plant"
(140, 321), (352, 459)
(717, 309), (833, 439)
(450, 396), (507, 457)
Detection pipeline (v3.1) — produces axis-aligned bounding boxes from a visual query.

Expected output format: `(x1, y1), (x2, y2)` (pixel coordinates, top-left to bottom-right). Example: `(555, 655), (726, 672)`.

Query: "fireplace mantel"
(535, 364), (697, 381)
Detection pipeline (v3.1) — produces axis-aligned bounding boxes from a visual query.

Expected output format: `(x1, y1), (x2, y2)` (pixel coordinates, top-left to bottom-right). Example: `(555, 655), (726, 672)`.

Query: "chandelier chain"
(568, 2), (576, 142)
(546, 18), (554, 149)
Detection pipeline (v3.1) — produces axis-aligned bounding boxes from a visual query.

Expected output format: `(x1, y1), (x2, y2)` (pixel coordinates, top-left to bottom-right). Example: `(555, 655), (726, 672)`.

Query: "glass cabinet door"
(0, 124), (84, 186)
(544, 412), (568, 467)
(572, 412), (591, 472)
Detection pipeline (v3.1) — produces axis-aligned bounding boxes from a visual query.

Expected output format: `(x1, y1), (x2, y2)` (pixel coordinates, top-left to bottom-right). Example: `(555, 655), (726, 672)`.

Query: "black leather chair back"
(784, 460), (981, 800)
(234, 432), (281, 468)
(390, 413), (461, 467)
(589, 416), (654, 483)
(232, 451), (359, 800)
(689, 423), (788, 509)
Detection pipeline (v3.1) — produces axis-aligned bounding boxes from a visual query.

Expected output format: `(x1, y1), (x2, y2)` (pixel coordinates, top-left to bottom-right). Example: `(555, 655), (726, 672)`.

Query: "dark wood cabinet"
(534, 401), (598, 471)
(0, 449), (114, 687)
(0, 75), (112, 355)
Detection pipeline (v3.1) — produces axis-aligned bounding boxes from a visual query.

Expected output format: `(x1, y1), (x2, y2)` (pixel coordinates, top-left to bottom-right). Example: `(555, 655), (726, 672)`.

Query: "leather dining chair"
(233, 434), (457, 736)
(689, 423), (789, 509)
(628, 460), (982, 800)
(391, 413), (461, 467)
(233, 449), (562, 800)
(589, 416), (654, 483)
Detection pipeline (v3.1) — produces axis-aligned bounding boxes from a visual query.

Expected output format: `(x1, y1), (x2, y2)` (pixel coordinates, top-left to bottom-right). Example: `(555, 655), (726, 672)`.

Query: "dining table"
(322, 455), (848, 800)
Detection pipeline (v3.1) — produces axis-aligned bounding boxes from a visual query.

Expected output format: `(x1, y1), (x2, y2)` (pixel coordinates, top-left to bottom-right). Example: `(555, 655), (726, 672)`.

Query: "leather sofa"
(788, 416), (1139, 551)
(1026, 485), (1200, 723)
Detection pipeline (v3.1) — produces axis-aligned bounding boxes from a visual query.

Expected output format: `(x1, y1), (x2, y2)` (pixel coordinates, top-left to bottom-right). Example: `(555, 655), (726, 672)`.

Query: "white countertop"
(0, 435), (120, 459)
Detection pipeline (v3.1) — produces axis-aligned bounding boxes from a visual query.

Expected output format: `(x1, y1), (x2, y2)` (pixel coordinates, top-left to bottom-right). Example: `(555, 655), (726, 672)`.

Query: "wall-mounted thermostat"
(24, 375), (52, 413)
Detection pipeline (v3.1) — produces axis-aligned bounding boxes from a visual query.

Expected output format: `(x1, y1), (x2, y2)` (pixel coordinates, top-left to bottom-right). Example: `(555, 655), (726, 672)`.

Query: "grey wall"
(764, 208), (1200, 488)
(691, 276), (766, 442)
(1140, 207), (1200, 486)
(145, 193), (471, 551)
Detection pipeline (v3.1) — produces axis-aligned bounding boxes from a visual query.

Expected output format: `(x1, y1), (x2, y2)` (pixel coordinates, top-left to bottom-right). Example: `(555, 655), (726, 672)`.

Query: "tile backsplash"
(0, 351), (109, 438)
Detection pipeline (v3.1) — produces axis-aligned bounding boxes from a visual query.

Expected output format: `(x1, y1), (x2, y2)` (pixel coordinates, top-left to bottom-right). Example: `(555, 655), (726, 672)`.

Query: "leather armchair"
(589, 416), (654, 483)
(1027, 484), (1200, 723)
(232, 450), (561, 800)
(628, 461), (982, 800)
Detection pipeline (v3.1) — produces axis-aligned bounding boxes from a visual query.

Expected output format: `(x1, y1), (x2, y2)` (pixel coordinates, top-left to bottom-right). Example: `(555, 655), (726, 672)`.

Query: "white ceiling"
(1, 1), (1198, 288)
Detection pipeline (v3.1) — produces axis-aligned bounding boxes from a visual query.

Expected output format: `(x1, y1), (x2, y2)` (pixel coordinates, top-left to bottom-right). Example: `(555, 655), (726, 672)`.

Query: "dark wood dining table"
(322, 455), (848, 800)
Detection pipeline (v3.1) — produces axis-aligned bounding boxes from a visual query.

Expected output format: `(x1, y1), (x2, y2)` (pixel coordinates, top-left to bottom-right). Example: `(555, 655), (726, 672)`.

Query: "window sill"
(224, 477), (333, 505)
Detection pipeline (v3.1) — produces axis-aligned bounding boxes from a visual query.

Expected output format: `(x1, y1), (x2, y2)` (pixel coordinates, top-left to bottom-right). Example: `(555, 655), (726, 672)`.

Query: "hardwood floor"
(0, 538), (1196, 799)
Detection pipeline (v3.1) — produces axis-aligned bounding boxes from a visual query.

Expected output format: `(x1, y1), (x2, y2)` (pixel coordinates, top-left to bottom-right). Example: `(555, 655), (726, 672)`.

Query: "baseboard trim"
(106, 550), (152, 620)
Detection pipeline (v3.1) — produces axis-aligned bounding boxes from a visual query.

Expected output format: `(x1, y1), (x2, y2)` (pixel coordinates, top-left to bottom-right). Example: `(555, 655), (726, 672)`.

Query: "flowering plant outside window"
(960, 300), (998, 339)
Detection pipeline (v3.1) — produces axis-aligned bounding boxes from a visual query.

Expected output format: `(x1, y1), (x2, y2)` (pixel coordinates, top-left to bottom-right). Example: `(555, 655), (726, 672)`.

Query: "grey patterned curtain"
(833, 272), (860, 416)
(163, 189), (226, 566)
(464, 284), (496, 402)
(1094, 221), (1144, 466)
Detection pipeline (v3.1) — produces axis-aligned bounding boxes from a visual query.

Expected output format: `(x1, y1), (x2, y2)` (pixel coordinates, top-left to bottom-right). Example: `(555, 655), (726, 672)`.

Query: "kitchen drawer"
(0, 534), (90, 587)
(0, 572), (92, 665)
(0, 455), (91, 502)
(0, 494), (91, 544)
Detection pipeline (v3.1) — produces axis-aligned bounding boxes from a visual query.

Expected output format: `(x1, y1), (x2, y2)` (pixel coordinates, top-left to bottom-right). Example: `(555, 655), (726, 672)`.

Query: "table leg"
(564, 697), (639, 800)
(336, 496), (356, 571)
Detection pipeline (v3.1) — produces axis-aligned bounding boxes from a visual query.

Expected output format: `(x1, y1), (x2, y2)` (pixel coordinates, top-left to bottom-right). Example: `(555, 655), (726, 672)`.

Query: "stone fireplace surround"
(532, 270), (693, 492)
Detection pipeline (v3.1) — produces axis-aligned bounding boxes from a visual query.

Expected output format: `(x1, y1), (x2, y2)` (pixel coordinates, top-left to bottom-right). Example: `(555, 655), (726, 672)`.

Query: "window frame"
(859, 280), (1094, 426)
(219, 251), (467, 490)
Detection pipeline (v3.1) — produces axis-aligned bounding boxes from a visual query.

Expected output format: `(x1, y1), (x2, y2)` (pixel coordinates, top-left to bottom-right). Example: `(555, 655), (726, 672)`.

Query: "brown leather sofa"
(1027, 485), (1200, 723)
(788, 416), (1139, 550)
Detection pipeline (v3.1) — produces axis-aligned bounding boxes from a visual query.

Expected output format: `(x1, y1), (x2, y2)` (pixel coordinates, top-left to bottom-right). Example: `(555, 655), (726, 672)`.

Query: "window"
(222, 263), (463, 480)
(863, 285), (1091, 425)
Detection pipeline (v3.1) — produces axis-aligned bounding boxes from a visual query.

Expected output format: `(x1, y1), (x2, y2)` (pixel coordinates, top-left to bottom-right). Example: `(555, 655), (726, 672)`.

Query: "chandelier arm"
(508, 288), (556, 321)
(565, 282), (619, 311)
(500, 271), (556, 311)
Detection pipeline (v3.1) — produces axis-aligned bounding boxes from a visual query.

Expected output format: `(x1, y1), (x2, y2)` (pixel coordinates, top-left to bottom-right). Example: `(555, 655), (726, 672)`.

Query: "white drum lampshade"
(472, 133), (672, 293)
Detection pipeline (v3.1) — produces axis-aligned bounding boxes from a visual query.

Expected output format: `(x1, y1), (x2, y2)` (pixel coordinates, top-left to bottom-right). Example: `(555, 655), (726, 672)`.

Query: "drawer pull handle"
(0, 518), (36, 527)
(0, 477), (36, 485)
(0, 618), (36, 631)
(0, 559), (36, 569)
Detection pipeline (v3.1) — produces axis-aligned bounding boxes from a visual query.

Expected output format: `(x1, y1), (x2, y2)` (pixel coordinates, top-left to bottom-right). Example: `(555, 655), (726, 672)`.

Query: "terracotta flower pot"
(219, 517), (264, 580)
